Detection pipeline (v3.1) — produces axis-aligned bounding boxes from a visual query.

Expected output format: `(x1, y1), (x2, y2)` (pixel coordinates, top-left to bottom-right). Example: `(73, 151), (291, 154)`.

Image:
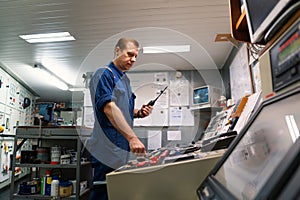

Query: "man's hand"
(140, 104), (153, 117)
(128, 136), (146, 156)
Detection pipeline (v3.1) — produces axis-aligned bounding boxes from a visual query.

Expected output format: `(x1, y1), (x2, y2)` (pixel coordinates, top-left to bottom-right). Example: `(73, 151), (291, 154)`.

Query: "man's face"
(114, 42), (139, 72)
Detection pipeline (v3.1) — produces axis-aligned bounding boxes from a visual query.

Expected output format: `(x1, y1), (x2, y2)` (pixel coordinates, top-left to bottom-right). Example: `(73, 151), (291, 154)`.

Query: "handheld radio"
(147, 86), (168, 106)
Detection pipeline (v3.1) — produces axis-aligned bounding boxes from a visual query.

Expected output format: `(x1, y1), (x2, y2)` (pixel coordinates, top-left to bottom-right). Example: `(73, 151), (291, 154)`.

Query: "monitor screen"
(244, 0), (293, 43)
(193, 86), (209, 105)
(213, 89), (300, 199)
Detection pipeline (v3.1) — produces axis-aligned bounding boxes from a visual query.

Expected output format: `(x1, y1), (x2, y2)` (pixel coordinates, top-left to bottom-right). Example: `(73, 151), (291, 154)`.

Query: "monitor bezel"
(244, 0), (293, 43)
(192, 85), (210, 106)
(197, 86), (300, 199)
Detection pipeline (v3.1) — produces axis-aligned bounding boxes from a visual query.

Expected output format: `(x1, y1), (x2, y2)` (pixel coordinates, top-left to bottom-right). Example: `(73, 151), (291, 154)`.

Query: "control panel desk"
(107, 150), (225, 200)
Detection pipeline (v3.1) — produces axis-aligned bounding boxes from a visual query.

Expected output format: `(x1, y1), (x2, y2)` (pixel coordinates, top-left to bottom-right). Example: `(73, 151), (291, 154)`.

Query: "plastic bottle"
(50, 176), (59, 197)
(44, 170), (52, 196)
(40, 176), (45, 195)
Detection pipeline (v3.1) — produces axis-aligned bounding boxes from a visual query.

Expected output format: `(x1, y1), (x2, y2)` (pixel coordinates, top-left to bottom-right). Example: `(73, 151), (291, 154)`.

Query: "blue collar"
(108, 61), (125, 78)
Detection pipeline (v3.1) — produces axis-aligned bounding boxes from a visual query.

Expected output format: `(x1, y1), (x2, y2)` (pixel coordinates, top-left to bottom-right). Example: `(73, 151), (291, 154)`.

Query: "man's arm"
(104, 101), (145, 155)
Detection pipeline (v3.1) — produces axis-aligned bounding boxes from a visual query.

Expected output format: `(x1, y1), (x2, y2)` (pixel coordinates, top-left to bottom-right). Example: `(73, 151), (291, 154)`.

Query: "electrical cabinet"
(0, 66), (36, 189)
(0, 68), (9, 105)
(0, 137), (14, 182)
(10, 126), (92, 200)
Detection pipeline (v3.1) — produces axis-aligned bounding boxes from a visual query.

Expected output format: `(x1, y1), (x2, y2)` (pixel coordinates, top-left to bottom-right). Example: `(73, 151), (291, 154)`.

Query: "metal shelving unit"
(9, 126), (92, 200)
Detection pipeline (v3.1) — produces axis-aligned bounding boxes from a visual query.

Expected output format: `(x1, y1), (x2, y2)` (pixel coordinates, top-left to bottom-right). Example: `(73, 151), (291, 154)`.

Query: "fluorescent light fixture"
(143, 45), (190, 54)
(68, 87), (86, 92)
(19, 32), (75, 43)
(51, 76), (69, 91)
(33, 66), (69, 90)
(41, 57), (74, 85)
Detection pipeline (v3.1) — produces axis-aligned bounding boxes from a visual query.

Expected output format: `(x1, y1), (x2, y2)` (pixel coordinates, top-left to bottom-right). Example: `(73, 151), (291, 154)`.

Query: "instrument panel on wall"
(270, 19), (300, 92)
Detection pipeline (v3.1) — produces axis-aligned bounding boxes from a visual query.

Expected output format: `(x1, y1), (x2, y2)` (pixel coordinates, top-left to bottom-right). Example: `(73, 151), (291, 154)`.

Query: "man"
(89, 37), (153, 200)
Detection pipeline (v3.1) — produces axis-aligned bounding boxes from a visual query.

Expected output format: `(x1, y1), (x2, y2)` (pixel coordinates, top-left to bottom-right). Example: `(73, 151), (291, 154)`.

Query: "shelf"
(190, 105), (222, 112)
(13, 193), (77, 199)
(81, 161), (91, 166)
(10, 126), (92, 200)
(15, 161), (91, 168)
(14, 126), (91, 140)
(15, 163), (77, 169)
(0, 134), (15, 138)
(12, 188), (90, 199)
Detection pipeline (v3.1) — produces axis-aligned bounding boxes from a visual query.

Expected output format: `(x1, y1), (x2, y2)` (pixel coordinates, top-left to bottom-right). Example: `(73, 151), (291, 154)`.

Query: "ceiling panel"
(0, 0), (233, 102)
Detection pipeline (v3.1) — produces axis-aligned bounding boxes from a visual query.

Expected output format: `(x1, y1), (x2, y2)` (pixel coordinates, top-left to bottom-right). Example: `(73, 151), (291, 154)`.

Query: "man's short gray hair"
(115, 37), (139, 51)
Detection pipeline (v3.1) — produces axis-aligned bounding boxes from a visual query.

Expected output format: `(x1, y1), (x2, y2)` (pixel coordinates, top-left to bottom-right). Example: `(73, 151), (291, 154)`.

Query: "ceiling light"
(68, 87), (86, 92)
(19, 32), (75, 43)
(33, 64), (69, 90)
(41, 57), (74, 85)
(142, 45), (190, 54)
(51, 75), (69, 91)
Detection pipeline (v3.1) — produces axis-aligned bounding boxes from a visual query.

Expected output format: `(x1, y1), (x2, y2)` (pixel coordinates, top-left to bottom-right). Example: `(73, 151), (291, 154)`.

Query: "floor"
(0, 185), (12, 200)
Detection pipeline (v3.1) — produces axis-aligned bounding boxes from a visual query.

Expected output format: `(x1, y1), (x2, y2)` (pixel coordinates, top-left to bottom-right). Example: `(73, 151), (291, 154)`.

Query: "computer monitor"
(192, 85), (220, 107)
(244, 0), (295, 43)
(197, 87), (300, 199)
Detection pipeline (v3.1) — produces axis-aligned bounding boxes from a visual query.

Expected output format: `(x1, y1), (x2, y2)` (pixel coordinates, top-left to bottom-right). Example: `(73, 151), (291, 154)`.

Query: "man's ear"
(115, 46), (120, 57)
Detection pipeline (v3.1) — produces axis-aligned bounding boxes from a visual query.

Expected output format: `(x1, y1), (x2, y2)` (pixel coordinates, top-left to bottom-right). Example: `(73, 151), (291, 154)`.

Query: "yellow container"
(59, 181), (72, 197)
